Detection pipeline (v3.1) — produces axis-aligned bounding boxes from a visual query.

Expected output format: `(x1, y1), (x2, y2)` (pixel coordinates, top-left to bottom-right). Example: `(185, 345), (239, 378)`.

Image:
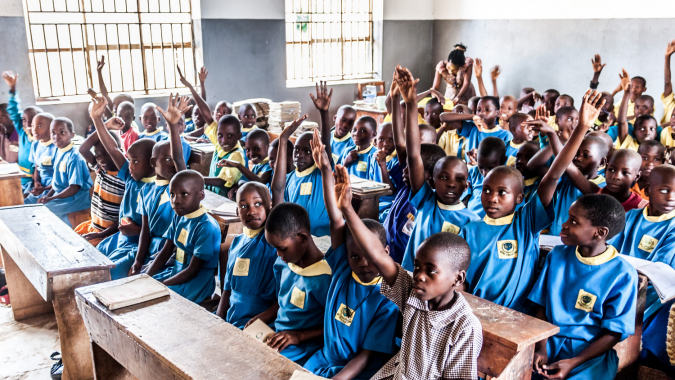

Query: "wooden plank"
(0, 173), (25, 207)
(76, 276), (302, 380)
(0, 245), (54, 319)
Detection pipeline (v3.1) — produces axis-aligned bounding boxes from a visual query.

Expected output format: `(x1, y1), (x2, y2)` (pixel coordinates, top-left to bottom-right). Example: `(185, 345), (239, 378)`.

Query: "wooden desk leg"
(91, 341), (138, 380)
(0, 246), (53, 320)
(53, 270), (111, 380)
(0, 177), (25, 207)
(353, 196), (380, 220)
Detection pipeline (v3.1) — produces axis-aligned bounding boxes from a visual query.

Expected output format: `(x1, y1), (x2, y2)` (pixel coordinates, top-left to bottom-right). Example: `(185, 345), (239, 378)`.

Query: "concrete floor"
(0, 305), (61, 380)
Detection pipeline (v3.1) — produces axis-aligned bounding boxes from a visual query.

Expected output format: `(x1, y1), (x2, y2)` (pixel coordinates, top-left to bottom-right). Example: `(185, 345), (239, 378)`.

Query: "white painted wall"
(0, 0), (23, 17)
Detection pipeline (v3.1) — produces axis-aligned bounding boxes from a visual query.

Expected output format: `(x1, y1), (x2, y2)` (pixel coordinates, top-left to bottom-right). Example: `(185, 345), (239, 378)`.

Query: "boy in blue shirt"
(24, 113), (57, 204)
(460, 89), (607, 314)
(505, 113), (534, 166)
(327, 103), (357, 164)
(463, 137), (507, 218)
(267, 138), (295, 194)
(218, 128), (272, 186)
(369, 122), (399, 222)
(203, 114), (246, 199)
(238, 103), (258, 141)
(515, 141), (541, 205)
(530, 194), (637, 380)
(339, 116), (378, 179)
(137, 103), (168, 142)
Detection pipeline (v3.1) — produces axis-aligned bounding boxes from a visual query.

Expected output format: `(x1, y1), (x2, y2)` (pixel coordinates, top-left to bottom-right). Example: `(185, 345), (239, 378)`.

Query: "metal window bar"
(23, 0), (197, 100)
(285, 0), (374, 85)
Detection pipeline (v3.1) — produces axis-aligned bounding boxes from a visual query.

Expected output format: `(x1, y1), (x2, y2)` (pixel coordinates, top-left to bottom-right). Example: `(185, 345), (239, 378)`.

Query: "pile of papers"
(349, 175), (390, 194)
(284, 120), (319, 138)
(92, 274), (169, 310)
(269, 101), (301, 133)
(0, 162), (21, 175)
(621, 255), (675, 302)
(232, 98), (272, 129)
(210, 201), (238, 217)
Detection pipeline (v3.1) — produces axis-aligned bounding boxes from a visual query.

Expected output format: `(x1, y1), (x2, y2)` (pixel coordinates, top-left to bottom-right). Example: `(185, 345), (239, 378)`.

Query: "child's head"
(499, 95), (518, 122)
(93, 131), (121, 172)
(139, 103), (159, 132)
(117, 101), (136, 130)
(403, 143), (446, 188)
(520, 87), (536, 109)
(244, 129), (270, 165)
(431, 156), (469, 205)
(587, 131), (615, 158)
(476, 96), (500, 126)
(573, 135), (609, 178)
(265, 202), (312, 264)
(447, 43), (467, 73)
(345, 219), (387, 283)
(467, 96), (480, 114)
(269, 138), (294, 172)
(482, 166), (524, 219)
(351, 116), (377, 149)
(418, 123), (438, 144)
(213, 101), (233, 123)
(477, 137), (507, 178)
(236, 182), (272, 230)
(634, 115), (658, 144)
(605, 149), (642, 195)
(151, 141), (177, 180)
(634, 95), (654, 118)
(648, 165), (675, 216)
(561, 194), (625, 246)
(333, 105), (357, 138)
(424, 98), (443, 129)
(50, 117), (75, 148)
(542, 89), (560, 115)
(22, 106), (43, 132)
(32, 112), (54, 141)
(126, 139), (156, 180)
(412, 232), (470, 302)
(112, 94), (134, 115)
(554, 94), (574, 114)
(630, 77), (647, 100)
(598, 92), (615, 120)
(376, 122), (395, 156)
(238, 103), (257, 130)
(508, 113), (534, 143)
(515, 141), (540, 178)
(293, 132), (315, 172)
(192, 106), (205, 128)
(0, 104), (10, 128)
(555, 106), (579, 140)
(217, 115), (242, 153)
(452, 104), (471, 114)
(169, 170), (205, 216)
(637, 140), (665, 181)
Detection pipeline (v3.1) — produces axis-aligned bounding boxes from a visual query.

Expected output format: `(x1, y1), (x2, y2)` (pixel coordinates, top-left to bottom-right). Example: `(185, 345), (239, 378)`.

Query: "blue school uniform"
(207, 142), (246, 196)
(138, 127), (168, 142)
(401, 182), (480, 271)
(529, 245), (637, 380)
(284, 165), (330, 236)
(184, 118), (195, 133)
(274, 256), (333, 365)
(330, 128), (356, 164)
(548, 174), (606, 236)
(505, 141), (522, 167)
(240, 157), (273, 184)
(458, 121), (513, 160)
(465, 166), (485, 218)
(223, 227), (278, 328)
(45, 143), (92, 226)
(608, 207), (675, 321)
(304, 244), (398, 379)
(241, 126), (258, 141)
(460, 195), (552, 314)
(180, 136), (192, 167)
(383, 184), (416, 264)
(7, 92), (33, 187)
(520, 177), (540, 209)
(24, 139), (58, 204)
(369, 151), (400, 222)
(640, 298), (675, 377)
(339, 144), (377, 180)
(606, 123), (662, 142)
(152, 206), (220, 303)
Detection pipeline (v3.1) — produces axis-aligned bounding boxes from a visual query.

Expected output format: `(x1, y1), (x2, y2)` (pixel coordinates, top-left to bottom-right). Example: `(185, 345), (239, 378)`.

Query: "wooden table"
(202, 189), (243, 237)
(188, 142), (215, 177)
(463, 292), (559, 380)
(75, 276), (302, 380)
(0, 162), (25, 207)
(352, 188), (392, 220)
(0, 204), (114, 380)
(353, 106), (388, 125)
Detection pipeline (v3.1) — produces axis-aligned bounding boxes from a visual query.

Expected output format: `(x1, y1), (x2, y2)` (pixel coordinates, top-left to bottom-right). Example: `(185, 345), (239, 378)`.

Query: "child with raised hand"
(335, 165), (482, 380)
(616, 70), (657, 151)
(474, 58), (499, 98)
(37, 117), (93, 227)
(463, 137), (507, 218)
(460, 90), (607, 314)
(115, 101), (140, 153)
(238, 103), (258, 140)
(505, 113), (535, 166)
(530, 194), (637, 380)
(632, 140), (665, 200)
(369, 122), (399, 222)
(216, 182), (278, 328)
(24, 112), (56, 204)
(219, 128), (273, 186)
(145, 170), (221, 303)
(339, 115), (378, 179)
(302, 131), (398, 379)
(138, 103), (168, 142)
(395, 65), (479, 272)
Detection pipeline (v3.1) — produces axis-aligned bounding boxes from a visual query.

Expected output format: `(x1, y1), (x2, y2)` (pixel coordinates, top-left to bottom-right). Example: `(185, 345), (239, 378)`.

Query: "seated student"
(613, 75), (648, 120)
(615, 72), (658, 151)
(587, 131), (614, 177)
(601, 149), (649, 212)
(202, 115), (246, 198)
(518, 87), (538, 113)
(608, 94), (660, 142)
(632, 140), (665, 200)
(335, 169), (482, 380)
(498, 95), (519, 129)
(24, 113), (57, 204)
(464, 137), (507, 218)
(546, 94), (574, 131)
(220, 128), (273, 187)
(137, 103), (168, 142)
(530, 194), (637, 380)
(515, 141), (541, 204)
(146, 170), (220, 303)
(369, 122), (399, 222)
(394, 65), (478, 272)
(238, 103), (258, 141)
(467, 95), (480, 114)
(538, 106), (579, 151)
(541, 89), (560, 117)
(115, 101), (140, 153)
(302, 135), (398, 379)
(75, 130), (125, 246)
(505, 113), (534, 166)
(594, 92), (616, 133)
(418, 123), (438, 144)
(437, 105), (468, 157)
(423, 97), (444, 131)
(339, 116), (378, 179)
(37, 117), (93, 227)
(216, 182), (277, 328)
(460, 89), (607, 314)
(328, 105), (357, 164)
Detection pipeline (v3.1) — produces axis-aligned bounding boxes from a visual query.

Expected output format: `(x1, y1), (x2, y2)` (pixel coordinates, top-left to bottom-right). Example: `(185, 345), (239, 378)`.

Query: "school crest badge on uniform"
(441, 221), (459, 234)
(300, 182), (312, 195)
(497, 240), (518, 259)
(159, 191), (170, 205)
(59, 161), (67, 172)
(356, 161), (367, 172)
(233, 258), (250, 276)
(176, 248), (185, 264)
(178, 228), (188, 245)
(335, 303), (355, 326)
(638, 235), (658, 253)
(41, 156), (52, 166)
(575, 289), (597, 312)
(290, 287), (306, 309)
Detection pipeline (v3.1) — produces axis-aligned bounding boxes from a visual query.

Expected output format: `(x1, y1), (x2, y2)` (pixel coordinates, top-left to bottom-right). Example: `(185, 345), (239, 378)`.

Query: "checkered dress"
(371, 264), (483, 380)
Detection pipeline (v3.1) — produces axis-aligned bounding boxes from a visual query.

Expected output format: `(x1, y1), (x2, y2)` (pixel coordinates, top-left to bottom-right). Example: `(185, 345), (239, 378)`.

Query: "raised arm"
(518, 91), (540, 109)
(157, 94), (192, 172)
(389, 78), (406, 163)
(89, 96), (128, 170)
(491, 65), (500, 98)
(665, 40), (675, 98)
(396, 66), (424, 194)
(78, 130), (99, 167)
(309, 81), (334, 163)
(474, 58), (488, 97)
(270, 114), (307, 206)
(96, 57), (114, 118)
(311, 129), (345, 248)
(617, 69), (631, 144)
(198, 66), (208, 101)
(178, 65), (214, 126)
(590, 54), (606, 90)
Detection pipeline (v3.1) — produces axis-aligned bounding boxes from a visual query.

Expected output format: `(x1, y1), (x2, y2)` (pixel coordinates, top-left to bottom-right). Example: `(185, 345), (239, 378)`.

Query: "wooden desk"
(0, 204), (114, 380)
(0, 162), (25, 207)
(352, 188), (392, 220)
(353, 106), (388, 125)
(202, 189), (243, 236)
(188, 143), (215, 177)
(463, 292), (559, 380)
(75, 276), (302, 380)
(615, 274), (648, 379)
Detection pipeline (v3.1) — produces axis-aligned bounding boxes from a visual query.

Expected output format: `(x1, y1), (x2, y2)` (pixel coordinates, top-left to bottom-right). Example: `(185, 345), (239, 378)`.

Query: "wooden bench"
(0, 162), (25, 207)
(0, 204), (115, 380)
(202, 189), (243, 237)
(352, 188), (392, 220)
(463, 292), (559, 380)
(75, 276), (302, 380)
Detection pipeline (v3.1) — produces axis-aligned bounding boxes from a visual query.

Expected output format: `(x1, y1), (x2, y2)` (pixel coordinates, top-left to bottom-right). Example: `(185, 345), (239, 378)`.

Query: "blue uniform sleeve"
(192, 218), (221, 263)
(67, 154), (93, 189)
(29, 142), (36, 164)
(117, 161), (131, 182)
(137, 186), (150, 216)
(368, 155), (384, 183)
(181, 138), (192, 166)
(409, 181), (434, 209)
(7, 93), (22, 131)
(221, 236), (240, 292)
(527, 247), (556, 307)
(459, 120), (475, 138)
(323, 244), (348, 272)
(601, 263), (638, 339)
(361, 294), (399, 354)
(522, 190), (553, 233)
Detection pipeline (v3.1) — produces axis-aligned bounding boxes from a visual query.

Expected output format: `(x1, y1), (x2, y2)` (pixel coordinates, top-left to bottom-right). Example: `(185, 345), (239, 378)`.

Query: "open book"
(210, 201), (238, 216)
(349, 175), (389, 194)
(242, 318), (276, 344)
(620, 255), (675, 303)
(0, 162), (21, 175)
(289, 370), (329, 380)
(93, 274), (170, 311)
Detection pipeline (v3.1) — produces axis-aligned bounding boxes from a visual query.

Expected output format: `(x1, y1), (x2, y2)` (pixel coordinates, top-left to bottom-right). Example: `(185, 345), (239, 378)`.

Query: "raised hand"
(525, 119), (554, 136)
(198, 66), (208, 83)
(280, 114), (308, 140)
(97, 56), (105, 72)
(309, 129), (330, 171)
(474, 58), (483, 77)
(490, 65), (501, 81)
(536, 105), (550, 124)
(578, 89), (606, 128)
(177, 65), (190, 87)
(430, 89), (445, 105)
(592, 54), (606, 73)
(104, 116), (125, 130)
(309, 81), (333, 112)
(157, 93), (193, 126)
(2, 71), (18, 89)
(473, 115), (488, 131)
(375, 150), (387, 165)
(90, 96), (108, 119)
(334, 164), (353, 211)
(389, 72), (400, 98)
(466, 149), (478, 166)
(666, 40), (675, 57)
(395, 65), (419, 104)
(619, 69), (631, 92)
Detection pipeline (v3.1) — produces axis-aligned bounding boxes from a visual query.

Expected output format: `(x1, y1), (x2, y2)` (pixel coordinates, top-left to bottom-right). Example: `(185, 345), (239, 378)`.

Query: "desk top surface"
(202, 190), (240, 223)
(76, 276), (301, 380)
(0, 205), (114, 276)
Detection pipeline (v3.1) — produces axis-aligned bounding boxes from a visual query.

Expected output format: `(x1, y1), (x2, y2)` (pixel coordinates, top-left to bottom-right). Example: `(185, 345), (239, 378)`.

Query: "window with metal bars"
(285, 0), (374, 87)
(23, 0), (198, 101)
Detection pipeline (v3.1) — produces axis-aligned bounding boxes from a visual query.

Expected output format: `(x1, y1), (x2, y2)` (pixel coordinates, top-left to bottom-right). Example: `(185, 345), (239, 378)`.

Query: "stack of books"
(232, 98), (272, 129)
(349, 175), (390, 194)
(269, 101), (301, 133)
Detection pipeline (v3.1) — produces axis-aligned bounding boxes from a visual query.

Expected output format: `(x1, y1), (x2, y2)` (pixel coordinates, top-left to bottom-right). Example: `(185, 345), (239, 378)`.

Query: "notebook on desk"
(93, 274), (170, 311)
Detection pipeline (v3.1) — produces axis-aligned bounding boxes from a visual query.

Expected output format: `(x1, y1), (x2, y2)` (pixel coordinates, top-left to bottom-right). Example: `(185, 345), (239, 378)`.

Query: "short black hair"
(346, 218), (387, 248)
(24, 106), (44, 115)
(638, 139), (665, 158)
(574, 194), (625, 239)
(118, 101), (136, 113)
(0, 103), (8, 115)
(635, 114), (658, 128)
(337, 105), (356, 116)
(426, 97), (443, 109)
(609, 148), (642, 171)
(35, 112), (55, 123)
(584, 135), (610, 159)
(632, 76), (647, 88)
(219, 114), (242, 130)
(270, 138), (294, 152)
(420, 143), (447, 174)
(508, 113), (530, 131)
(53, 117), (74, 133)
(140, 102), (159, 116)
(636, 94), (654, 106)
(215, 101), (233, 114)
(467, 96), (480, 109)
(356, 116), (377, 132)
(238, 103), (256, 115)
(447, 43), (467, 66)
(237, 181), (272, 211)
(247, 128), (270, 145)
(266, 202), (311, 239)
(556, 106), (578, 121)
(558, 94), (575, 107)
(420, 232), (471, 271)
(170, 169), (205, 190)
(544, 89), (560, 98)
(488, 165), (524, 193)
(480, 96), (500, 110)
(478, 136), (506, 160)
(113, 93), (134, 104)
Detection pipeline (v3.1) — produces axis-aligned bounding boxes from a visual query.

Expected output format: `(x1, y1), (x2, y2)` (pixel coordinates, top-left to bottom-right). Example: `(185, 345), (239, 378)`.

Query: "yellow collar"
(352, 272), (381, 286)
(295, 164), (317, 178)
(437, 201), (466, 211)
(259, 157), (270, 165)
(155, 179), (170, 186)
(590, 175), (605, 185)
(332, 130), (351, 142)
(385, 150), (397, 163)
(242, 126), (258, 133)
(243, 226), (263, 238)
(143, 127), (163, 136)
(141, 176), (156, 183)
(40, 139), (53, 147)
(483, 126), (502, 133)
(218, 141), (243, 159)
(357, 144), (374, 155)
(524, 177), (539, 187)
(288, 259), (332, 277)
(484, 213), (515, 226)
(184, 205), (207, 219)
(57, 142), (74, 153)
(509, 141), (524, 149)
(643, 207), (675, 223)
(576, 245), (618, 265)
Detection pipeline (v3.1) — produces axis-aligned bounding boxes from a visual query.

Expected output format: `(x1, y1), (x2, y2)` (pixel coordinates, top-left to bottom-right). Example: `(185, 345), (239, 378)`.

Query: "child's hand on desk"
(541, 358), (575, 380)
(579, 89), (605, 129)
(280, 114), (308, 141)
(37, 196), (52, 204)
(309, 81), (333, 112)
(31, 184), (46, 196)
(267, 331), (302, 352)
(89, 96), (108, 120)
(118, 219), (141, 236)
(82, 232), (101, 241)
(342, 150), (359, 166)
(104, 117), (125, 131)
(334, 165), (353, 211)
(196, 138), (210, 144)
(309, 129), (330, 171)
